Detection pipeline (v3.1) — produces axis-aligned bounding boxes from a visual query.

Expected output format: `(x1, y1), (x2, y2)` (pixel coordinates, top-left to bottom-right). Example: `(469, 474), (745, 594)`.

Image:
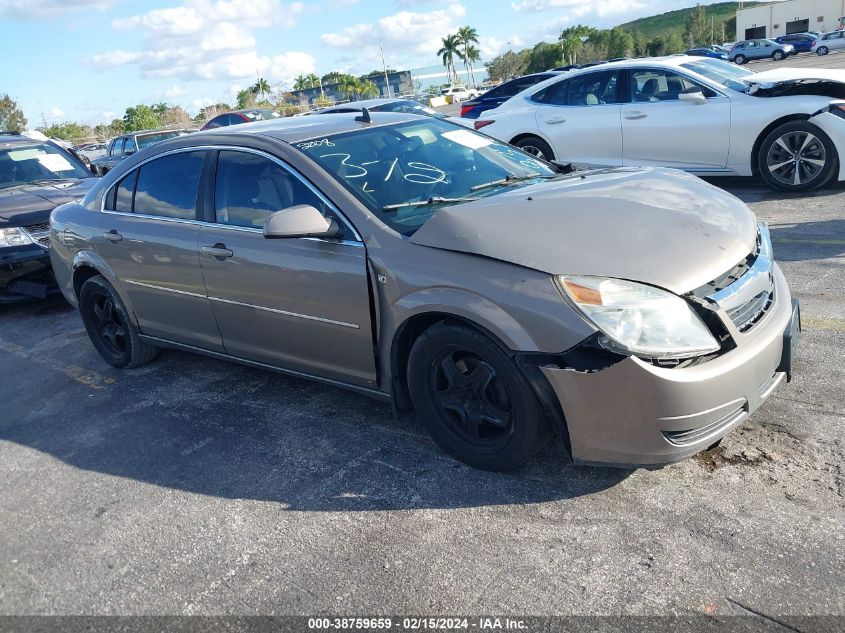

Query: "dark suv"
(92, 130), (184, 176)
(0, 132), (97, 301)
(460, 72), (561, 119)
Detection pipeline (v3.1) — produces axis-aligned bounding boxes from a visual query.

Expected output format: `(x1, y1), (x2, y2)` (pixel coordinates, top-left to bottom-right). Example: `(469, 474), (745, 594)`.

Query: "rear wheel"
(757, 121), (837, 192)
(407, 322), (551, 471)
(79, 276), (157, 368)
(734, 54), (746, 64)
(513, 136), (555, 162)
(772, 50), (785, 61)
(816, 46), (829, 55)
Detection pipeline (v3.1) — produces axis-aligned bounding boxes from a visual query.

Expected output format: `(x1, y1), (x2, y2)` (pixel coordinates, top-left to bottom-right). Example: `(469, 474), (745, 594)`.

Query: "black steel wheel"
(407, 322), (551, 471)
(758, 121), (837, 192)
(79, 276), (157, 368)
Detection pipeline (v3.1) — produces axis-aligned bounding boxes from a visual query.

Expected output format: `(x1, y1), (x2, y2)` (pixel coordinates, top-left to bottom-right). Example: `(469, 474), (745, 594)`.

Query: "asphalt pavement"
(1, 173), (843, 618)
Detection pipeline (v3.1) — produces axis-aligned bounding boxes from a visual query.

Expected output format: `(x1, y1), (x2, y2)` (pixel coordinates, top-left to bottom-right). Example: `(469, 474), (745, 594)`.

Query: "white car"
(474, 56), (845, 191)
(440, 86), (477, 102)
(811, 31), (845, 55)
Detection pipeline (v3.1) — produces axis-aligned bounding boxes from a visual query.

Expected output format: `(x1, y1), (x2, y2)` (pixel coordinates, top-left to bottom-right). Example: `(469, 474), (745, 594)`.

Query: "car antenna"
(355, 108), (372, 123)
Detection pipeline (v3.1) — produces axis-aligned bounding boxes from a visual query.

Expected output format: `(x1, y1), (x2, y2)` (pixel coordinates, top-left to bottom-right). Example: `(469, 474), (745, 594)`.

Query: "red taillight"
(474, 120), (494, 130)
(460, 104), (475, 117)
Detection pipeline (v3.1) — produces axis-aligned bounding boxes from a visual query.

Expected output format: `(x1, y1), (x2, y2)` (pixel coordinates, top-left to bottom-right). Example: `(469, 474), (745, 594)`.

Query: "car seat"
(638, 78), (660, 102)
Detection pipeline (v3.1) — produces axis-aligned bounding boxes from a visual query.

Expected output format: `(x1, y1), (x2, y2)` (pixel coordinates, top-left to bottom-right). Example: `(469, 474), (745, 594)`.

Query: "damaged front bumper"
(0, 245), (58, 302)
(530, 266), (797, 468)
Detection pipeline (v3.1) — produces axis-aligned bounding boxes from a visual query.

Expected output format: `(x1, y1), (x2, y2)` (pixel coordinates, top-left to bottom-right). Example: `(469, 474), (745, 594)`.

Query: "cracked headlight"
(558, 276), (720, 359)
(0, 227), (34, 248)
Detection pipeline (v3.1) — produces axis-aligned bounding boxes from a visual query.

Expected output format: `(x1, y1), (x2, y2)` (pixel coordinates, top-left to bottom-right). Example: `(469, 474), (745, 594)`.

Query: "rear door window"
(133, 151), (205, 220)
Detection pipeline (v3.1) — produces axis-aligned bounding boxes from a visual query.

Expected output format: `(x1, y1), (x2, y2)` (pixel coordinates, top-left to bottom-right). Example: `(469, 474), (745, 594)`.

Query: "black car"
(0, 132), (97, 302)
(460, 72), (560, 119)
(200, 108), (280, 131)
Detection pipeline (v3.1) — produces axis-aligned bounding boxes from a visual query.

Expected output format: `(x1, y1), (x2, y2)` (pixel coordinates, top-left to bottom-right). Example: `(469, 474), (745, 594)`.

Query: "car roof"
(194, 111), (422, 144)
(325, 98), (410, 110)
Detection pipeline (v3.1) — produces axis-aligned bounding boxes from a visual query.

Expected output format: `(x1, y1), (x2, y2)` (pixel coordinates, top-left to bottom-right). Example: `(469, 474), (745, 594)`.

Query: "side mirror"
(263, 205), (343, 240)
(679, 88), (706, 104)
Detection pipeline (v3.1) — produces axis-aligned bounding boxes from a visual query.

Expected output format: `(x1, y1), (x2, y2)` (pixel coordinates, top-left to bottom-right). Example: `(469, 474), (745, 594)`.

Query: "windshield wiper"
(382, 196), (480, 211)
(469, 173), (557, 192)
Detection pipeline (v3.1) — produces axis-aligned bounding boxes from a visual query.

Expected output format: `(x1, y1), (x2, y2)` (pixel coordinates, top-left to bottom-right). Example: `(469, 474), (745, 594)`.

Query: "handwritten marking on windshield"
(297, 138), (335, 150)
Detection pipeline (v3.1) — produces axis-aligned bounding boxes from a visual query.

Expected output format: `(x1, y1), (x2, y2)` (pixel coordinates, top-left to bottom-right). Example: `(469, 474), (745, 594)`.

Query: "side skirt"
(139, 334), (393, 403)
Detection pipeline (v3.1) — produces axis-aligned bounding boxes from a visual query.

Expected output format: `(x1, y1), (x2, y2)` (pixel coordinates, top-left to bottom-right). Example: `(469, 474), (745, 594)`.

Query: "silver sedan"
(49, 113), (800, 471)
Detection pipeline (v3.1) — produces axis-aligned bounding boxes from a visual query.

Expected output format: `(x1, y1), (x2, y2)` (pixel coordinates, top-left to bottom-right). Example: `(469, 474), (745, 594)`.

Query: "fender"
(71, 250), (141, 328)
(390, 286), (542, 354)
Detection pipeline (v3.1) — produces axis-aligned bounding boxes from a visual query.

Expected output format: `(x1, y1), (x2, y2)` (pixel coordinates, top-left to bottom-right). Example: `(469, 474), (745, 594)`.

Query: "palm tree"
(252, 77), (271, 101)
(466, 45), (481, 85)
(437, 34), (464, 85)
(339, 78), (379, 101)
(306, 73), (320, 88)
(456, 26), (479, 85)
(293, 74), (309, 91)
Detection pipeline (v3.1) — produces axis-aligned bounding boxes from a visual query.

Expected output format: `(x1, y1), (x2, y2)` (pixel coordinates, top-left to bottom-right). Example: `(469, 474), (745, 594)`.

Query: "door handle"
(546, 117), (567, 124)
(624, 111), (647, 120)
(202, 243), (234, 260)
(103, 230), (123, 243)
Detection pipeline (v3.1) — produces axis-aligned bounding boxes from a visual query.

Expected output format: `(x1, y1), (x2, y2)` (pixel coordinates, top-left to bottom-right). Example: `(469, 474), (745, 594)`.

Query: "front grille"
(727, 290), (773, 332)
(662, 403), (747, 446)
(22, 222), (50, 248)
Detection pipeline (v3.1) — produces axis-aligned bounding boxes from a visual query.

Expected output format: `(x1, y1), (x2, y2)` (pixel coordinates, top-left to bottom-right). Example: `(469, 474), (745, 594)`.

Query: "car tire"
(772, 50), (785, 61)
(513, 136), (555, 161)
(406, 321), (551, 471)
(816, 46), (829, 55)
(734, 54), (746, 64)
(79, 276), (157, 369)
(757, 121), (838, 192)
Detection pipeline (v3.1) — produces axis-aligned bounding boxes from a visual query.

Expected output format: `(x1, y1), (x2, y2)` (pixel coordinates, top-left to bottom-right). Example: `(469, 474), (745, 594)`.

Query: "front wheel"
(772, 50), (785, 61)
(513, 136), (555, 162)
(733, 54), (746, 64)
(816, 46), (829, 55)
(757, 121), (837, 192)
(79, 276), (157, 368)
(407, 322), (551, 471)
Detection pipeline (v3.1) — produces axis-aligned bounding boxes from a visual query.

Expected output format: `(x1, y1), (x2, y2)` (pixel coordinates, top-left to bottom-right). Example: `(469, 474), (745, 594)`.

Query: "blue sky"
(1, 0), (729, 126)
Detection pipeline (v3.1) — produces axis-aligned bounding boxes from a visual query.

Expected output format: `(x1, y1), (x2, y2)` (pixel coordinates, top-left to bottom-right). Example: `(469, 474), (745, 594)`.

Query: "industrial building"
(736, 0), (845, 40)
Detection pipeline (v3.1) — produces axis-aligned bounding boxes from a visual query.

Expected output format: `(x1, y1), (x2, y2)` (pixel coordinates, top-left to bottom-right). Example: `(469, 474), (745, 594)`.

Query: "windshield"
(136, 131), (181, 149)
(0, 142), (90, 189)
(372, 100), (448, 119)
(681, 58), (756, 91)
(295, 119), (556, 234)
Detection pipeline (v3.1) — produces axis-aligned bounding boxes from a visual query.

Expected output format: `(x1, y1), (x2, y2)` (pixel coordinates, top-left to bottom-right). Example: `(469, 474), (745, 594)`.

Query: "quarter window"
(133, 151), (205, 220)
(114, 170), (137, 212)
(214, 150), (326, 229)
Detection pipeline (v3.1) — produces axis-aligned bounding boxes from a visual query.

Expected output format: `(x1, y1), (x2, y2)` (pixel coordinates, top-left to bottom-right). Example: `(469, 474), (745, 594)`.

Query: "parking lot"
(1, 171), (843, 617)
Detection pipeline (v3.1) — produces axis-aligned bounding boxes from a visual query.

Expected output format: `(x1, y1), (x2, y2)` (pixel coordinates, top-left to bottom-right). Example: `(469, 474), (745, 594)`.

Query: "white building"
(736, 0), (845, 40)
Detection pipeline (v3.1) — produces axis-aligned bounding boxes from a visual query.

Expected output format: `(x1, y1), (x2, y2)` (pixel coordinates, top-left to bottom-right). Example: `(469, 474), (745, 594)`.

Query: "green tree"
(322, 71), (352, 85)
(38, 122), (93, 141)
(252, 77), (271, 101)
(437, 34), (464, 84)
(123, 105), (160, 132)
(236, 88), (256, 109)
(305, 73), (321, 88)
(484, 49), (530, 82)
(338, 78), (378, 100)
(525, 41), (563, 74)
(646, 32), (685, 56)
(559, 24), (597, 65)
(456, 25), (480, 84)
(293, 74), (309, 91)
(684, 5), (712, 48)
(0, 94), (27, 132)
(160, 105), (192, 127)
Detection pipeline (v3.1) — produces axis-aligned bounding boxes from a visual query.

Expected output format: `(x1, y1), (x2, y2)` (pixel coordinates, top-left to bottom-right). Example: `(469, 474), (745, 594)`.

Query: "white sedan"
(474, 56), (845, 191)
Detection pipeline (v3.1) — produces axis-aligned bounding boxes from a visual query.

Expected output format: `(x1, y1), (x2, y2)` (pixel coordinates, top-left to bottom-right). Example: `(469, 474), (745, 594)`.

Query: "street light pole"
(381, 39), (392, 98)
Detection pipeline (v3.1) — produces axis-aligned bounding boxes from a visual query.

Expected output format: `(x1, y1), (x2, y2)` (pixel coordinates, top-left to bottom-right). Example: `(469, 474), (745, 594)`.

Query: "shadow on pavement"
(0, 300), (631, 513)
(769, 219), (845, 262)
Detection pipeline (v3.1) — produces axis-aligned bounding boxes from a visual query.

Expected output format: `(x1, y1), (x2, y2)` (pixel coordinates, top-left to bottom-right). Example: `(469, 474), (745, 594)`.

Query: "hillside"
(616, 2), (762, 41)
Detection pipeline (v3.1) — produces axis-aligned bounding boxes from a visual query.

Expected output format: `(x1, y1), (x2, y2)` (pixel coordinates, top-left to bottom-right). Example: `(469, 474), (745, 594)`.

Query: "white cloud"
(0, 0), (112, 20)
(89, 0), (309, 82)
(321, 4), (467, 71)
(512, 0), (643, 16)
(48, 107), (65, 118)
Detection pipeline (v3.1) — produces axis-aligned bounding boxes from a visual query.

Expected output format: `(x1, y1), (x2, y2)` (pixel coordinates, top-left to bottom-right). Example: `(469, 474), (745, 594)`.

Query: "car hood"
(0, 178), (96, 228)
(409, 167), (757, 294)
(744, 67), (845, 89)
